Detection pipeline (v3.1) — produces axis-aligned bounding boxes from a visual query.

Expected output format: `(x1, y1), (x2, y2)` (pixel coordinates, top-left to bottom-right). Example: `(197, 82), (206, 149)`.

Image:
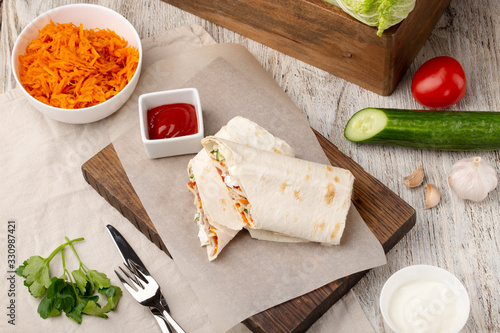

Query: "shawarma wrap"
(187, 117), (295, 260)
(202, 137), (355, 245)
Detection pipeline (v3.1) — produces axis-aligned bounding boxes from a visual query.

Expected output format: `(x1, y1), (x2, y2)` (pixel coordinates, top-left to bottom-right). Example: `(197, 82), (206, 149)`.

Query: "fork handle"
(150, 307), (172, 333)
(160, 308), (185, 333)
(150, 307), (185, 333)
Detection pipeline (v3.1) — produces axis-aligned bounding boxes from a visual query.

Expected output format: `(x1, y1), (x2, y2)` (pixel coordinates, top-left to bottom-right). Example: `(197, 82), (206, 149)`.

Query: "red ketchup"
(147, 103), (198, 140)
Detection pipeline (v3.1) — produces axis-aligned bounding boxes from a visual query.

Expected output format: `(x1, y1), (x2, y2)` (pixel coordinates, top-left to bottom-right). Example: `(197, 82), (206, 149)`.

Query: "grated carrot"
(238, 198), (249, 205)
(18, 21), (139, 109)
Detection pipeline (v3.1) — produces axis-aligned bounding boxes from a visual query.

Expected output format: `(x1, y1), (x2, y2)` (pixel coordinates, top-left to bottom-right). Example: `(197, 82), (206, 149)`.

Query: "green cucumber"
(344, 108), (500, 151)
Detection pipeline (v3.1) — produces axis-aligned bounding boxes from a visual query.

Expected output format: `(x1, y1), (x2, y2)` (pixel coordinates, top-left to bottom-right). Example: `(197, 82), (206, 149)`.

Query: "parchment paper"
(109, 43), (386, 332)
(0, 26), (219, 333)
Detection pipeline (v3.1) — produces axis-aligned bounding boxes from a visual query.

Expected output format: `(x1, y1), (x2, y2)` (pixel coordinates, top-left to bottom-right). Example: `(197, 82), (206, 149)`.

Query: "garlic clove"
(425, 183), (441, 209)
(404, 166), (424, 188)
(448, 156), (498, 202)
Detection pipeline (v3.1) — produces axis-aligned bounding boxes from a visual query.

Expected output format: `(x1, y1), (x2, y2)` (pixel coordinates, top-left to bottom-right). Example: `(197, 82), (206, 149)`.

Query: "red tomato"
(411, 56), (467, 109)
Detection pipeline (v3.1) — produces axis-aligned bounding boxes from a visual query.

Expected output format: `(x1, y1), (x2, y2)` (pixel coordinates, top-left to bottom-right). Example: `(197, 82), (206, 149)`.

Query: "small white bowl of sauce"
(380, 265), (470, 333)
(139, 88), (204, 158)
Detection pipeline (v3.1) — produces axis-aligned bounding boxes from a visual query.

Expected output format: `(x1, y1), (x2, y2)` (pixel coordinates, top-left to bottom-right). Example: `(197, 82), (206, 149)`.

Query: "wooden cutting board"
(82, 129), (415, 332)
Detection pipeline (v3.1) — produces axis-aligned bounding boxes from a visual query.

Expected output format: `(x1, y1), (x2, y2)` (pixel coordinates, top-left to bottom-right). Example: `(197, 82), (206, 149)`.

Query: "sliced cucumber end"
(344, 108), (388, 142)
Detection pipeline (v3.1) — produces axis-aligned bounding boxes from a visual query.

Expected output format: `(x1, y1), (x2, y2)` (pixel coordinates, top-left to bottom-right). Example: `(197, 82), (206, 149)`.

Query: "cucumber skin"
(345, 108), (500, 151)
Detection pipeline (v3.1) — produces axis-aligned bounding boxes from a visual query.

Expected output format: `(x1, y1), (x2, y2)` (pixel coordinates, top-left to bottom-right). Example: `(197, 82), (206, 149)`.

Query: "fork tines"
(115, 259), (148, 292)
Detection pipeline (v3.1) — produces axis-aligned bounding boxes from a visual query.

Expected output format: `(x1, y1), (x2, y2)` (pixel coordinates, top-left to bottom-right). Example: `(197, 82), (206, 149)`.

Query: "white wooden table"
(2, 1), (499, 332)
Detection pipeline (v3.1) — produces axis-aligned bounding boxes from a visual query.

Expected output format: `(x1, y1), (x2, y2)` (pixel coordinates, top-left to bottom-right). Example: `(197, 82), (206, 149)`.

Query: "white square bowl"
(139, 88), (204, 158)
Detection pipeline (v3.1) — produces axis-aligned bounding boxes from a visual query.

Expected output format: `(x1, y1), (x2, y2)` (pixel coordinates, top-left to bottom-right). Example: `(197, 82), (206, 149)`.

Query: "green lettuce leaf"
(324, 0), (416, 36)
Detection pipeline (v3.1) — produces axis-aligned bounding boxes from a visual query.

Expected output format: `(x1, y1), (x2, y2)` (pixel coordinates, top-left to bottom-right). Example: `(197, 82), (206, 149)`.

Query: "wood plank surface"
(81, 129), (416, 332)
(3, 1), (500, 332)
(159, 0), (451, 96)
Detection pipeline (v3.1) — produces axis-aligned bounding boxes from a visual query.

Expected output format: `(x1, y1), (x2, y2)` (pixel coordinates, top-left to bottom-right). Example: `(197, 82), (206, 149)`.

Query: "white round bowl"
(11, 4), (142, 124)
(380, 265), (470, 333)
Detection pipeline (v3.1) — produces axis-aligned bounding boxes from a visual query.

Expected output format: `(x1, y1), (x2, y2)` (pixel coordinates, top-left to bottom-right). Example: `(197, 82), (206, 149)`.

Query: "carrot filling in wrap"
(187, 169), (218, 256)
(209, 148), (255, 228)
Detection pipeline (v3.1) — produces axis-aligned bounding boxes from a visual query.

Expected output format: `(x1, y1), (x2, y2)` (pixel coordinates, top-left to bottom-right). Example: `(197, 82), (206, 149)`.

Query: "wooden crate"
(160, 0), (451, 95)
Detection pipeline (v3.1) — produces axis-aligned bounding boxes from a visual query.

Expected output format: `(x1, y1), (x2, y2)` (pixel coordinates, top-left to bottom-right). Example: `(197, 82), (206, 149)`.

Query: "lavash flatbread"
(245, 229), (307, 243)
(202, 137), (355, 245)
(188, 117), (295, 260)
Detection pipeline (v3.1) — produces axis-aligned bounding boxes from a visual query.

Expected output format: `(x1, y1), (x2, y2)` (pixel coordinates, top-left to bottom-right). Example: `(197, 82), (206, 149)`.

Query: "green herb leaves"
(72, 269), (88, 294)
(86, 270), (111, 291)
(16, 237), (122, 324)
(39, 277), (75, 317)
(16, 255), (51, 297)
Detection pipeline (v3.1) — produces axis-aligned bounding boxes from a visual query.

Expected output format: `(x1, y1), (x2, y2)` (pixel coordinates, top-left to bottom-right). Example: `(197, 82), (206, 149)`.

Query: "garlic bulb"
(448, 156), (498, 202)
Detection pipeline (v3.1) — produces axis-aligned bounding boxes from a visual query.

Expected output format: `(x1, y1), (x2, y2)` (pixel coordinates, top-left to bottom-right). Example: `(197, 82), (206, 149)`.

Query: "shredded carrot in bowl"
(18, 21), (139, 109)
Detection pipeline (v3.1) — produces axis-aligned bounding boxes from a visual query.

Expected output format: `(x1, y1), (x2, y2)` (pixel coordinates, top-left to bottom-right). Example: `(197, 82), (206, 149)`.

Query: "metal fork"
(115, 259), (185, 333)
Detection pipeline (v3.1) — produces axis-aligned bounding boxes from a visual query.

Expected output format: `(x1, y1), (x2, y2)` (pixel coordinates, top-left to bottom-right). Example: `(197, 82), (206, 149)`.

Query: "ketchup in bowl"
(147, 103), (198, 140)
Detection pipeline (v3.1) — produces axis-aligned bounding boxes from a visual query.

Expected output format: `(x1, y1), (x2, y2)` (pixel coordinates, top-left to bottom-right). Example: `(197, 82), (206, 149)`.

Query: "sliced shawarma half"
(187, 153), (240, 261)
(187, 117), (296, 260)
(202, 137), (355, 245)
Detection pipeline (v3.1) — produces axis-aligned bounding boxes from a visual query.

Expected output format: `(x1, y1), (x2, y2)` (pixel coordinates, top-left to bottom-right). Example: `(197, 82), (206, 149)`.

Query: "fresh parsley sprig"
(16, 237), (122, 324)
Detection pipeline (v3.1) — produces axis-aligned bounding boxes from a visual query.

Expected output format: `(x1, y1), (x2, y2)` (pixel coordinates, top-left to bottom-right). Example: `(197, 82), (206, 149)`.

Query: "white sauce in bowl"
(380, 265), (470, 333)
(388, 279), (460, 333)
